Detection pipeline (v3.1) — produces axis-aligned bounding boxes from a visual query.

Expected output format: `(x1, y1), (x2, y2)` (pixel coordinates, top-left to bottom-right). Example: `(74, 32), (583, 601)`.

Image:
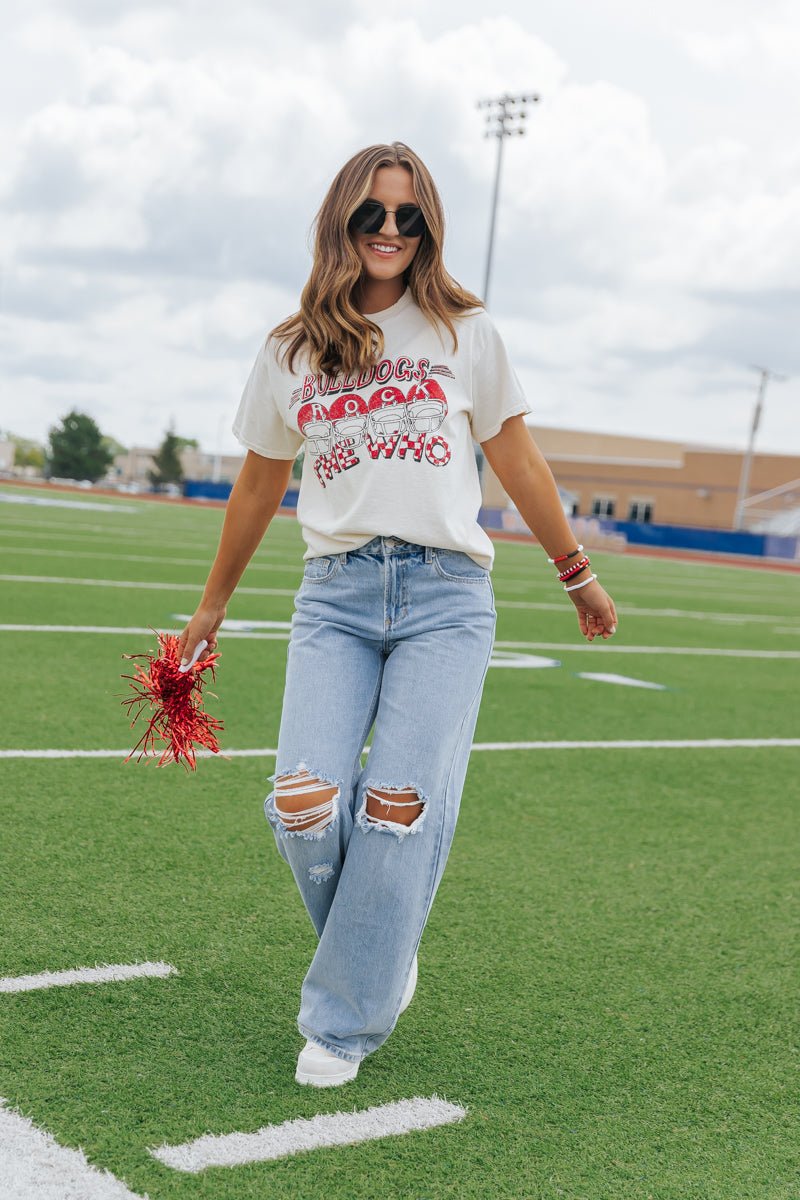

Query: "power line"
(477, 91), (540, 309)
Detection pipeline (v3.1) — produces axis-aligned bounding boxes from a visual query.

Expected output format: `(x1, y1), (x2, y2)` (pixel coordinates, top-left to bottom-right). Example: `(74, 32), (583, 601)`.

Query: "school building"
(480, 426), (800, 534)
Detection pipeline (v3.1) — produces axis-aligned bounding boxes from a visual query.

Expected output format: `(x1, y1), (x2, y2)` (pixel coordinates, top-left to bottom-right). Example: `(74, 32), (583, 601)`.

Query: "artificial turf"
(1, 483), (798, 1199)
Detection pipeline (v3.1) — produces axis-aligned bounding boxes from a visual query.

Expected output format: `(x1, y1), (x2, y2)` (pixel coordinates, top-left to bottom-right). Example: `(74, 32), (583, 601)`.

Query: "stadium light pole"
(732, 364), (788, 531)
(477, 91), (540, 309)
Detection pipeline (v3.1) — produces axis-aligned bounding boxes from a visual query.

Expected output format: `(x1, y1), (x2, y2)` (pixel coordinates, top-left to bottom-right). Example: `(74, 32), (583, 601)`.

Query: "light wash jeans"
(264, 535), (496, 1064)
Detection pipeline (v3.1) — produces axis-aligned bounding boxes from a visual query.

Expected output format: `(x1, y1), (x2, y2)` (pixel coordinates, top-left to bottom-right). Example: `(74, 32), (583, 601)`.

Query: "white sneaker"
(399, 952), (418, 1014)
(295, 1040), (359, 1087)
(295, 955), (418, 1087)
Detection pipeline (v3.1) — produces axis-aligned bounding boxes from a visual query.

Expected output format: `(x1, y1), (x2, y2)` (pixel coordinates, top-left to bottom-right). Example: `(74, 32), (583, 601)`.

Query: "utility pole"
(477, 91), (539, 309)
(733, 364), (788, 531)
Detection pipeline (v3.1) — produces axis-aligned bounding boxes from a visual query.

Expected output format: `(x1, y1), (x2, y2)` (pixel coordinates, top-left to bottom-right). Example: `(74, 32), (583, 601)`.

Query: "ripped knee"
(366, 787), (424, 827)
(357, 784), (427, 838)
(272, 768), (339, 835)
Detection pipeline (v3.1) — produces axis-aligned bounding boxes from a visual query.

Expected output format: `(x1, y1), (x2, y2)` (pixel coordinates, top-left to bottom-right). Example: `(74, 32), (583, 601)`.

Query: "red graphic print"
(328, 393), (369, 447)
(303, 359), (455, 488)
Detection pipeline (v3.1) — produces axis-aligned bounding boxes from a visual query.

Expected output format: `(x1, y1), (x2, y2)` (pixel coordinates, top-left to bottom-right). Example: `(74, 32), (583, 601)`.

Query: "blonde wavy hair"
(270, 141), (484, 378)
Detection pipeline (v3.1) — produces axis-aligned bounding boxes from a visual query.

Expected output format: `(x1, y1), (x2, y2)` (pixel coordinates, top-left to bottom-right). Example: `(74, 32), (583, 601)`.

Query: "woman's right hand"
(177, 602), (227, 668)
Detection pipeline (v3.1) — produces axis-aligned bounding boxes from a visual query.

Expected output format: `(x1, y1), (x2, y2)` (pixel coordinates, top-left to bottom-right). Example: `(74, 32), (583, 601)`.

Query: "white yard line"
(0, 545), (300, 573)
(471, 738), (800, 749)
(0, 516), (144, 532)
(0, 1099), (148, 1199)
(0, 524), (218, 546)
(0, 749), (236, 759)
(497, 597), (787, 623)
(0, 625), (290, 639)
(495, 640), (800, 659)
(577, 673), (666, 689)
(149, 1095), (467, 1172)
(589, 570), (787, 585)
(2, 625), (798, 659)
(491, 650), (560, 669)
(2, 539), (787, 592)
(2, 740), (798, 761)
(0, 494), (137, 513)
(0, 961), (177, 994)
(0, 575), (297, 597)
(0, 574), (790, 622)
(493, 544), (795, 578)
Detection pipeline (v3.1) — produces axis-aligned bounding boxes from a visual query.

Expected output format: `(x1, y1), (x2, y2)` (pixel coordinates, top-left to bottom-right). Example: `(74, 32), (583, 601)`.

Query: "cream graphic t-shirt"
(232, 287), (533, 569)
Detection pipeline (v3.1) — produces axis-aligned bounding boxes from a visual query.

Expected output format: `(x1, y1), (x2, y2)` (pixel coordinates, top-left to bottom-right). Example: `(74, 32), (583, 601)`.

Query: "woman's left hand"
(567, 577), (618, 642)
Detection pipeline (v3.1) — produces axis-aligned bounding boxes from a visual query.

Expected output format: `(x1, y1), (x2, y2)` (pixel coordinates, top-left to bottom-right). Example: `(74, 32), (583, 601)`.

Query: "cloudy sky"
(2, 0), (799, 458)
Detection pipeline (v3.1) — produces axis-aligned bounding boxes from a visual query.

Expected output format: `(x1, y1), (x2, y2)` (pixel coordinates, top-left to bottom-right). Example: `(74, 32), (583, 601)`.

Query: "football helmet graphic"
(328, 393), (369, 447)
(297, 401), (333, 454)
(367, 386), (410, 439)
(406, 378), (448, 433)
(367, 386), (409, 438)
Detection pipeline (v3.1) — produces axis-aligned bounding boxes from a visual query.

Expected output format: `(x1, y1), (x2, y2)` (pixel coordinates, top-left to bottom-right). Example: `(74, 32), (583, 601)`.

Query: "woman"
(178, 141), (618, 1088)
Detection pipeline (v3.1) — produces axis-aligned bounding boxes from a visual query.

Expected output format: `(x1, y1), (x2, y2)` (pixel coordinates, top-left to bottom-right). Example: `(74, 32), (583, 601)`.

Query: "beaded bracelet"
(547, 544), (584, 565)
(564, 572), (598, 592)
(558, 556), (591, 582)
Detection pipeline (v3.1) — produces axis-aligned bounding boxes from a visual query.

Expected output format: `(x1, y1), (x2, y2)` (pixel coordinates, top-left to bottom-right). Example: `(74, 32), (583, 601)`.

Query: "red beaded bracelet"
(558, 556), (591, 582)
(548, 544), (584, 565)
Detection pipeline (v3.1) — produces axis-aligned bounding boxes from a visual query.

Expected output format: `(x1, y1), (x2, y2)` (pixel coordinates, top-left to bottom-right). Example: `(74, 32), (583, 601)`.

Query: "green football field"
(1, 482), (798, 1200)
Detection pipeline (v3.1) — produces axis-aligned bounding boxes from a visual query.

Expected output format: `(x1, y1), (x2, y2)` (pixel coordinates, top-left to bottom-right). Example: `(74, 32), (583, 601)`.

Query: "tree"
(14, 441), (45, 470)
(148, 426), (185, 491)
(47, 410), (114, 482)
(101, 434), (128, 460)
(3, 432), (46, 471)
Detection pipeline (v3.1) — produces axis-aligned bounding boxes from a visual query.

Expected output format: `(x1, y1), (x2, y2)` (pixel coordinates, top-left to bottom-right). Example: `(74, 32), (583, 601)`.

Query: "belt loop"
(339, 551), (348, 565)
(425, 545), (433, 563)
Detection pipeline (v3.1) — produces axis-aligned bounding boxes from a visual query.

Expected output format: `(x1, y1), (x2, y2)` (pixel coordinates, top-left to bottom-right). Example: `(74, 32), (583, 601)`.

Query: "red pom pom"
(121, 629), (223, 770)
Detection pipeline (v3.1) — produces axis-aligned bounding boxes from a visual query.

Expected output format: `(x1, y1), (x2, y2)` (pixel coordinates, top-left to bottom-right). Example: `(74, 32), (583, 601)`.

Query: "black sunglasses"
(349, 199), (426, 238)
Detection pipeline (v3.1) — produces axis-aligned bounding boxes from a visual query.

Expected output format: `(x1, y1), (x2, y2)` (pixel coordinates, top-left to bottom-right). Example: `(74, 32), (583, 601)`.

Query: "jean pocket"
(302, 554), (341, 583)
(432, 548), (490, 582)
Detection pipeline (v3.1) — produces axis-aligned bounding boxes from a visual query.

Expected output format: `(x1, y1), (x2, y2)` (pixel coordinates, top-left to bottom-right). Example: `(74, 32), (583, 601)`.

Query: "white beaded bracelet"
(564, 572), (597, 592)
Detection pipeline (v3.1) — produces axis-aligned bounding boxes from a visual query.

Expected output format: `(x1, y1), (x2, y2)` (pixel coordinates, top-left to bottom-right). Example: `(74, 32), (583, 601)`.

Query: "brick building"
(481, 426), (800, 532)
(112, 446), (245, 487)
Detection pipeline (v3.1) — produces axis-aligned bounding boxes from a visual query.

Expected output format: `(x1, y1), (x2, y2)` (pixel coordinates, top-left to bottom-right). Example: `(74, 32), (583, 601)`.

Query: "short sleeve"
(232, 336), (304, 460)
(469, 313), (533, 443)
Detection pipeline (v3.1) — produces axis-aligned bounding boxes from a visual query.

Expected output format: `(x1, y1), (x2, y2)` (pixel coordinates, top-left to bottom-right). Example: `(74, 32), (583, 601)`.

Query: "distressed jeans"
(263, 535), (497, 1065)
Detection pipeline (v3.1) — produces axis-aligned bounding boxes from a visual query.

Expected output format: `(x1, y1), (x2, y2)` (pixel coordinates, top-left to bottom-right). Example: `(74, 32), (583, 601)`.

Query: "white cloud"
(1, 2), (797, 457)
(682, 28), (752, 69)
(682, 2), (800, 74)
